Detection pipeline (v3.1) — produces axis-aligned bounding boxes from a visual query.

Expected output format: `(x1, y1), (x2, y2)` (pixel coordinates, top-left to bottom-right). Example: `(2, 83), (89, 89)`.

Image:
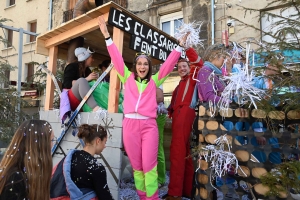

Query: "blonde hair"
(0, 120), (53, 200)
(203, 43), (230, 62)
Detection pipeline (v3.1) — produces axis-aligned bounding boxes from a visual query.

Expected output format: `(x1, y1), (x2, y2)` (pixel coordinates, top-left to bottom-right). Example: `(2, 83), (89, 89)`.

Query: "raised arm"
(186, 47), (203, 79)
(154, 33), (190, 86)
(185, 47), (203, 68)
(98, 16), (130, 83)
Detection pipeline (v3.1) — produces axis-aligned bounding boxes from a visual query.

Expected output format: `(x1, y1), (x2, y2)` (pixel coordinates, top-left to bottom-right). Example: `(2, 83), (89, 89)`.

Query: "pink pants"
(123, 118), (159, 200)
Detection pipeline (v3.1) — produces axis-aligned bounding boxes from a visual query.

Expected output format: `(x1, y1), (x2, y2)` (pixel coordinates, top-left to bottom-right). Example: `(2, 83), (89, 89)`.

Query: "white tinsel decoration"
(199, 135), (246, 189)
(174, 21), (204, 48)
(218, 42), (267, 113)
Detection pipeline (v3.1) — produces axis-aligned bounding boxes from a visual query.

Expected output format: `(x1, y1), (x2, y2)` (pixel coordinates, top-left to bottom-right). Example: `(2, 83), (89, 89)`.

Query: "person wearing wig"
(197, 43), (232, 104)
(0, 120), (54, 200)
(98, 16), (189, 199)
(50, 124), (113, 200)
(166, 47), (203, 199)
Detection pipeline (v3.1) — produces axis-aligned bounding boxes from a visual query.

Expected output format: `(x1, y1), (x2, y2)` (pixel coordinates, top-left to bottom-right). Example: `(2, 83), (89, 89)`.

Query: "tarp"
(251, 49), (300, 66)
(82, 81), (124, 113)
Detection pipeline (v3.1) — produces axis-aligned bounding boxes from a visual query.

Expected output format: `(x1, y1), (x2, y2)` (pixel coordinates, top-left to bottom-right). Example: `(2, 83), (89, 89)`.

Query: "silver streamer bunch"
(218, 65), (266, 112)
(174, 21), (204, 48)
(218, 42), (267, 113)
(199, 135), (246, 189)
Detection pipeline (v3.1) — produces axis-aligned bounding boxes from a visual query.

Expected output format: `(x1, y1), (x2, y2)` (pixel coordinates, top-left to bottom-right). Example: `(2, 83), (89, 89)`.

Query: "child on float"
(0, 120), (54, 200)
(50, 124), (113, 200)
(98, 15), (189, 199)
(60, 47), (107, 120)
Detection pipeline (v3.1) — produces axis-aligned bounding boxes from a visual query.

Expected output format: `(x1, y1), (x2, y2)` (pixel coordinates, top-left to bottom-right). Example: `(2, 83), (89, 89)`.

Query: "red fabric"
(168, 47), (203, 197)
(51, 197), (70, 200)
(51, 196), (98, 200)
(68, 90), (81, 111)
(170, 75), (196, 113)
(51, 162), (59, 178)
(169, 47), (203, 114)
(185, 47), (204, 68)
(168, 106), (195, 197)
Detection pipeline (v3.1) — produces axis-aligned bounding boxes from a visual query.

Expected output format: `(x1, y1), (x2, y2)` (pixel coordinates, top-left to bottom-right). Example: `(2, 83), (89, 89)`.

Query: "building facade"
(0, 0), (50, 113)
(1, 0), (289, 111)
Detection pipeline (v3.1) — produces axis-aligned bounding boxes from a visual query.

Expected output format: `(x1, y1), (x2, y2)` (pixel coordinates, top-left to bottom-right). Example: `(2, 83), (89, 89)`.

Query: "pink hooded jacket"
(106, 38), (183, 119)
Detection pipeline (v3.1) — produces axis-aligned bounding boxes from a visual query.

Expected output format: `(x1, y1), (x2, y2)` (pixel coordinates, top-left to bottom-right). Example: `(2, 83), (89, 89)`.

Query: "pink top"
(106, 38), (183, 118)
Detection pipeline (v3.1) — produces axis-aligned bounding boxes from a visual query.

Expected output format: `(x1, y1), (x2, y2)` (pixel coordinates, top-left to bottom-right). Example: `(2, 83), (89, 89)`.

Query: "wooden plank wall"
(40, 110), (123, 200)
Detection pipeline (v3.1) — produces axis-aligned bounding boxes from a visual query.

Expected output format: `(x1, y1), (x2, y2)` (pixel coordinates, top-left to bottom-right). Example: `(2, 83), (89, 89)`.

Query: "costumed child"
(98, 15), (189, 199)
(60, 47), (107, 121)
(50, 124), (113, 200)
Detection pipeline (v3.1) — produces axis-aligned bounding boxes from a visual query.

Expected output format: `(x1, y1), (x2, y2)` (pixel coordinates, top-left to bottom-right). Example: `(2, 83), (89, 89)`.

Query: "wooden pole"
(44, 46), (58, 110)
(108, 27), (123, 113)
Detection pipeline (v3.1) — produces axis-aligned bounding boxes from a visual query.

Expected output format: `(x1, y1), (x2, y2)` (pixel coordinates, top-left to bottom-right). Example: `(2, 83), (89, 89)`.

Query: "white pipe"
(48, 0), (53, 30)
(211, 0), (215, 44)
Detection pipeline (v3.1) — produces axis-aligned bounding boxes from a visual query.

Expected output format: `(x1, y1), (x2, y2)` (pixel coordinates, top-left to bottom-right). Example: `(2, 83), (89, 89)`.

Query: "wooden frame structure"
(36, 1), (178, 112)
(35, 2), (180, 199)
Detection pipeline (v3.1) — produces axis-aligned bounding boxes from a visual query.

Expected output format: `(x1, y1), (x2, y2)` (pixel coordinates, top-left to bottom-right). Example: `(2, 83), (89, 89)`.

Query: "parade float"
(36, 2), (185, 199)
(35, 1), (300, 199)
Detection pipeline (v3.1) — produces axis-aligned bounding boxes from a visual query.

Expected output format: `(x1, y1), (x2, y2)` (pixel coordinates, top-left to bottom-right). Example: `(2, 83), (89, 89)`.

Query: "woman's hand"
(178, 32), (190, 47)
(98, 16), (110, 38)
(86, 72), (99, 82)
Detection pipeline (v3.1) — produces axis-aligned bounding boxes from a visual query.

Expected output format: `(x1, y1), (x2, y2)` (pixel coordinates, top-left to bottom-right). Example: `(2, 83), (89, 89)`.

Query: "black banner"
(108, 7), (185, 62)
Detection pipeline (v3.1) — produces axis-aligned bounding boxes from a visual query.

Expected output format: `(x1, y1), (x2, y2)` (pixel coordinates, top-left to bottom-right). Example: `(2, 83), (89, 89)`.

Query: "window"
(6, 0), (15, 7)
(26, 63), (34, 82)
(261, 7), (299, 44)
(28, 21), (37, 42)
(8, 0), (16, 6)
(6, 29), (13, 48)
(160, 11), (183, 36)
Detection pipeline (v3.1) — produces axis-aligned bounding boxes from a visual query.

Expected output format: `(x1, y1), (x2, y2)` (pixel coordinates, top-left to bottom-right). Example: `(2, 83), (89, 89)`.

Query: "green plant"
(260, 161), (300, 196)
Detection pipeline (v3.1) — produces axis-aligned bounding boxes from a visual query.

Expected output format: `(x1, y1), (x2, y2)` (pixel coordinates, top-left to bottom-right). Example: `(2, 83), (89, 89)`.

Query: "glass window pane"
(162, 21), (171, 35)
(174, 18), (183, 35)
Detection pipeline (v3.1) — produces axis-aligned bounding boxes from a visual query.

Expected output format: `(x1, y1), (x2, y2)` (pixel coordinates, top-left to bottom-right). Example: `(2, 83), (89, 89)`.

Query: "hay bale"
(237, 166), (250, 177)
(197, 173), (208, 184)
(252, 167), (267, 178)
(200, 188), (208, 199)
(251, 109), (267, 118)
(206, 121), (219, 130)
(205, 133), (217, 144)
(254, 183), (270, 196)
(219, 108), (233, 117)
(268, 111), (285, 120)
(198, 120), (205, 130)
(235, 150), (250, 162)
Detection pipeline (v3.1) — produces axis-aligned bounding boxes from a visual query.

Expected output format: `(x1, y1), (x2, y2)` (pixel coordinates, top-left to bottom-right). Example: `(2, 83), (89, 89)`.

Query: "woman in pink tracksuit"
(98, 16), (188, 200)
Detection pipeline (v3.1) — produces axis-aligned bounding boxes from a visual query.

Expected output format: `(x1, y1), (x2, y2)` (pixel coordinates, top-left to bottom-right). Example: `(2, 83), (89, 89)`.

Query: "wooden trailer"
(35, 2), (180, 199)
